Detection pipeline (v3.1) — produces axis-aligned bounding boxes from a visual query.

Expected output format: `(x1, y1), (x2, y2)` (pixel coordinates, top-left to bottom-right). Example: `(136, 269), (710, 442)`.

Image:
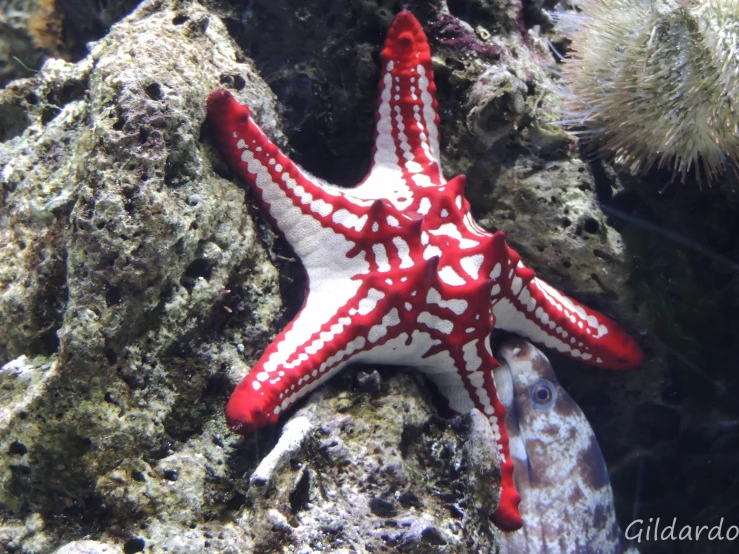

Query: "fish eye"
(529, 380), (556, 410)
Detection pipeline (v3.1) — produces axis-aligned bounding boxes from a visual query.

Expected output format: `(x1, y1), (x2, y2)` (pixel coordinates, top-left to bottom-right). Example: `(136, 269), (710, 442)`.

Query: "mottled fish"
(494, 338), (638, 554)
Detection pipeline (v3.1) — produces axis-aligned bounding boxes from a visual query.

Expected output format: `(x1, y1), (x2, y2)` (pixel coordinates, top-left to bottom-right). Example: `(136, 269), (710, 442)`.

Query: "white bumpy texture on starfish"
(206, 11), (643, 531)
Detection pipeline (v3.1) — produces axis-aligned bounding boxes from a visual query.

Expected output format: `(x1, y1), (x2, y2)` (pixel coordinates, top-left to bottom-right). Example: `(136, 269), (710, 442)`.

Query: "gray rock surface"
(0, 0), (283, 550)
(241, 372), (502, 553)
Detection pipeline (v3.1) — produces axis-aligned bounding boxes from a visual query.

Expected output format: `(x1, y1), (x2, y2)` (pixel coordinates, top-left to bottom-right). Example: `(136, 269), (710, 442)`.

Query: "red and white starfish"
(206, 11), (642, 531)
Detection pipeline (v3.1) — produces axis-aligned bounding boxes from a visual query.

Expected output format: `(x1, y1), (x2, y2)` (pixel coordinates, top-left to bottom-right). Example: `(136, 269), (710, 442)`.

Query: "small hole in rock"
(123, 538), (145, 554)
(232, 75), (246, 90)
(105, 286), (122, 306)
(9, 441), (27, 455)
(181, 258), (212, 291)
(584, 218), (599, 234)
(144, 83), (163, 101)
(41, 105), (60, 125)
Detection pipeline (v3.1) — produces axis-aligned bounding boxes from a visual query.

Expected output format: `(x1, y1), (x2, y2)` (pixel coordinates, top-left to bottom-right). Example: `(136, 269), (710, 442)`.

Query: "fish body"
(494, 338), (638, 554)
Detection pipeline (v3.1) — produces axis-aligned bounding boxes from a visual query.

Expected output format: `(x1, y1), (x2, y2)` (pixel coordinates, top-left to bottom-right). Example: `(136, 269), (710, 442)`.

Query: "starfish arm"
(353, 11), (444, 207)
(226, 289), (376, 434)
(225, 267), (431, 434)
(207, 90), (375, 254)
(491, 243), (643, 370)
(418, 338), (523, 531)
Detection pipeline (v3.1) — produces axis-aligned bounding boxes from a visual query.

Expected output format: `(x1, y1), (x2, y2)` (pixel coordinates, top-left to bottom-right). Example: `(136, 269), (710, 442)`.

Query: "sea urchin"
(555, 0), (739, 185)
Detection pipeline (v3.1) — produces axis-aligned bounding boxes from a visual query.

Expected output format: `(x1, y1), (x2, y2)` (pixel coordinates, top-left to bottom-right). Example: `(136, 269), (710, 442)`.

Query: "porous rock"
(0, 0), (284, 549)
(242, 371), (502, 553)
(464, 409), (501, 515)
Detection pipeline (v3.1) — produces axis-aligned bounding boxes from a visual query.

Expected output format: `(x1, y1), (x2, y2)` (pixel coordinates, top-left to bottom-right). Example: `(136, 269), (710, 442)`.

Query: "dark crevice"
(289, 467), (311, 513)
(0, 102), (32, 142)
(180, 258), (213, 291)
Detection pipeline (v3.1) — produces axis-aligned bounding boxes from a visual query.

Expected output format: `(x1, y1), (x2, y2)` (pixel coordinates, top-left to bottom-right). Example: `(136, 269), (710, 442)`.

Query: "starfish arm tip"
(206, 88), (245, 127)
(491, 491), (524, 531)
(206, 88), (231, 110)
(602, 328), (644, 370)
(225, 377), (282, 435)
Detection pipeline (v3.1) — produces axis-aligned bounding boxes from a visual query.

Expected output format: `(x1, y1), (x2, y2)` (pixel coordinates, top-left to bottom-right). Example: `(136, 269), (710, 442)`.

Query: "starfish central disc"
(206, 11), (643, 532)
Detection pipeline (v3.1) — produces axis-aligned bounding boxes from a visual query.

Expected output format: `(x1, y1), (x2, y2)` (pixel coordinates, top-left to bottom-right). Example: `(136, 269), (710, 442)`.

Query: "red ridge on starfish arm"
(206, 10), (642, 533)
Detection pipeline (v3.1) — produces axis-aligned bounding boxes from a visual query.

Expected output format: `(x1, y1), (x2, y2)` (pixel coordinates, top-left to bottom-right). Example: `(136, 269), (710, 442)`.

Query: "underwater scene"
(0, 0), (737, 553)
